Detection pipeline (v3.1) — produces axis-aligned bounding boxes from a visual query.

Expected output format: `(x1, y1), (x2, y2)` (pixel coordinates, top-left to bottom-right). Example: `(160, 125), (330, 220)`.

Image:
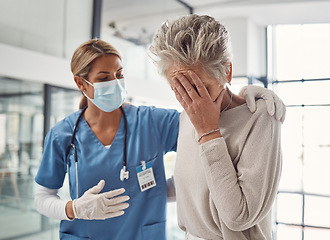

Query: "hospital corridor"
(1, 0), (330, 239)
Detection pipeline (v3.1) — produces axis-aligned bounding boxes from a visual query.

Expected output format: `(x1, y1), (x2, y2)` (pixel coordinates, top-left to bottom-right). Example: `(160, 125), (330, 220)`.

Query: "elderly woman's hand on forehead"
(172, 71), (225, 138)
(172, 70), (286, 145)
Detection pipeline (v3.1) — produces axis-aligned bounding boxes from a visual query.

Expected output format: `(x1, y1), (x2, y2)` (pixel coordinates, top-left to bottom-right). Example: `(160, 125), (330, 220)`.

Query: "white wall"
(0, 0), (93, 58)
(198, 1), (330, 26)
(214, 17), (267, 79)
(64, 0), (94, 59)
(247, 19), (267, 78)
(0, 0), (93, 89)
(222, 18), (249, 77)
(0, 43), (75, 89)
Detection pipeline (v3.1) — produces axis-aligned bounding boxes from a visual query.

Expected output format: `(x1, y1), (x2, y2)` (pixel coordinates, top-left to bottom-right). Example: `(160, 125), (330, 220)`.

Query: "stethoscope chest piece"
(120, 166), (129, 181)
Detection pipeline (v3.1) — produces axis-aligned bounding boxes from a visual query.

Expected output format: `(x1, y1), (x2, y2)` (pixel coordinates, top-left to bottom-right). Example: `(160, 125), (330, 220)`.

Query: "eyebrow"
(97, 67), (123, 75)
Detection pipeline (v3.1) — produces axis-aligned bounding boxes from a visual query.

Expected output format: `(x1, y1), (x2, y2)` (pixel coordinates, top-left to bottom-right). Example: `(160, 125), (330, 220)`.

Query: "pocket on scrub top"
(142, 221), (166, 240)
(60, 232), (90, 240)
(127, 155), (163, 203)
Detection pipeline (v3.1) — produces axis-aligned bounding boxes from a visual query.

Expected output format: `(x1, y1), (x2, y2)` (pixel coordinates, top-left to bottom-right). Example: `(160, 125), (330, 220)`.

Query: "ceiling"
(101, 0), (330, 45)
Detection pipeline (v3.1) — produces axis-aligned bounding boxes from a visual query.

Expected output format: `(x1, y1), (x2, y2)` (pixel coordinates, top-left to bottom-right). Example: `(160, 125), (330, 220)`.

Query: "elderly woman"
(150, 14), (283, 240)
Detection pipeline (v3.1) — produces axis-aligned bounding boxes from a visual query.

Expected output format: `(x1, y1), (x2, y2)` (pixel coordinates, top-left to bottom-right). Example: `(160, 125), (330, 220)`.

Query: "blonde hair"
(71, 39), (121, 109)
(149, 14), (233, 85)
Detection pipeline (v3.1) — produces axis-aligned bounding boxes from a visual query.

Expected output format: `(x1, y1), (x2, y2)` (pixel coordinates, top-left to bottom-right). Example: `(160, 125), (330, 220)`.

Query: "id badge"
(136, 161), (156, 192)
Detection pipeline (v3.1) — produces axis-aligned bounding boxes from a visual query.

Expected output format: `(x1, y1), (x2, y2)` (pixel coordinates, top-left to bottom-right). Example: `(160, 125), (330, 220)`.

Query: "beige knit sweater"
(174, 99), (282, 240)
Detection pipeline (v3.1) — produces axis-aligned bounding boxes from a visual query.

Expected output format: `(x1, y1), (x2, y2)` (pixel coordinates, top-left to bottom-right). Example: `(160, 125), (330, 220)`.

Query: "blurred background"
(0, 0), (330, 239)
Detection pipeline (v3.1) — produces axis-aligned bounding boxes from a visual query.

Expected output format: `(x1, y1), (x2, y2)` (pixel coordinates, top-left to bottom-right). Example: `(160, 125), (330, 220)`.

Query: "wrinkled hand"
(72, 180), (129, 220)
(239, 85), (286, 123)
(172, 71), (225, 137)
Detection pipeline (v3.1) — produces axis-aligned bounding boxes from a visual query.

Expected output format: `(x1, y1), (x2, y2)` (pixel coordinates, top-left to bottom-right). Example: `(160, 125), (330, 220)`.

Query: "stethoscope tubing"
(120, 107), (127, 168)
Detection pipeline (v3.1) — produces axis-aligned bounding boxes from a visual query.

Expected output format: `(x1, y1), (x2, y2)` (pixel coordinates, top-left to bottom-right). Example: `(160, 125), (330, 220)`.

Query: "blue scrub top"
(35, 104), (180, 240)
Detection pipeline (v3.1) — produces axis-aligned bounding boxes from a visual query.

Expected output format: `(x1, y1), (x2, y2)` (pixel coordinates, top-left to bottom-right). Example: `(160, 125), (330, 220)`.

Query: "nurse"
(34, 39), (285, 240)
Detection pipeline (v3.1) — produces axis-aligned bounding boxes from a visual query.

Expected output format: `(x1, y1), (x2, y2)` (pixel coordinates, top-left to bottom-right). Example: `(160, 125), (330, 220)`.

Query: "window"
(268, 24), (330, 239)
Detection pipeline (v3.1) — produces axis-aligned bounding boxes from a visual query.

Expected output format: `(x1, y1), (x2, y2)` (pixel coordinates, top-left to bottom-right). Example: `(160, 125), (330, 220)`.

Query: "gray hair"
(149, 14), (233, 84)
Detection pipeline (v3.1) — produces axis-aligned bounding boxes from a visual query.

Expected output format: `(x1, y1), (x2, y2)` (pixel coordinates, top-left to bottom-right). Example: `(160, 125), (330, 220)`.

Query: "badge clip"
(141, 161), (146, 171)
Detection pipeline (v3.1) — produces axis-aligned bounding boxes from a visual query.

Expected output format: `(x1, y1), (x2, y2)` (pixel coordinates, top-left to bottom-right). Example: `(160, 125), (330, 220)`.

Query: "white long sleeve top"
(34, 184), (71, 220)
(174, 99), (282, 240)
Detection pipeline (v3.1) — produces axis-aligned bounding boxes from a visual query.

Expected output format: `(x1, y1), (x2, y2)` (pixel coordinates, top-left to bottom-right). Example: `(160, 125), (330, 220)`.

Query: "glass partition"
(0, 77), (80, 240)
(0, 77), (45, 239)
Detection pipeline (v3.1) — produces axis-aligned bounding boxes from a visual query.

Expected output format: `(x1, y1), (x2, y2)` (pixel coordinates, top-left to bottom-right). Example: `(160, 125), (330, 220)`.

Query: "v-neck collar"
(80, 108), (125, 151)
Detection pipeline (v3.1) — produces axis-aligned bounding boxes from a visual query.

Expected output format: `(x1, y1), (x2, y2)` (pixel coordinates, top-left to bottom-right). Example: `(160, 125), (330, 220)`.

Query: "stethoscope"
(66, 105), (129, 199)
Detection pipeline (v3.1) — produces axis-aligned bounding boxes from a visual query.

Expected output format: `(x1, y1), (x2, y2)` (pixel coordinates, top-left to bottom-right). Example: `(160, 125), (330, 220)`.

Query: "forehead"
(166, 63), (213, 84)
(90, 54), (122, 72)
(167, 64), (202, 76)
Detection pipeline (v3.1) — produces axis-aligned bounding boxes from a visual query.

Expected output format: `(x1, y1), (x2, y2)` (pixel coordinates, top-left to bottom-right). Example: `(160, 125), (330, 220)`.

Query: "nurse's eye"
(98, 76), (109, 81)
(116, 70), (124, 79)
(117, 73), (124, 79)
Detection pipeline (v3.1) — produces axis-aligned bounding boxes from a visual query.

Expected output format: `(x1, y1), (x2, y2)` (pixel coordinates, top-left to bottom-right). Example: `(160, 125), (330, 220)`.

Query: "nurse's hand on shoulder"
(239, 85), (286, 123)
(71, 180), (130, 220)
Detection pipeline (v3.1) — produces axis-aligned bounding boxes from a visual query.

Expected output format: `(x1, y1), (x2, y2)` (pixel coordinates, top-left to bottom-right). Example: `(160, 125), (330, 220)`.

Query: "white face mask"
(82, 78), (126, 112)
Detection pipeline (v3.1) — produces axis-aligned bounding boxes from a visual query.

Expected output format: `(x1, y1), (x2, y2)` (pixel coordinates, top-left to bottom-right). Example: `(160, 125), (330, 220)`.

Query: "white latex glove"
(239, 85), (286, 123)
(72, 180), (129, 220)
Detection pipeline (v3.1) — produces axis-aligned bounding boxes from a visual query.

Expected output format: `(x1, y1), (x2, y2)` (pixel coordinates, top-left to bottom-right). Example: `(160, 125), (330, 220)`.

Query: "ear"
(226, 62), (232, 84)
(74, 75), (87, 92)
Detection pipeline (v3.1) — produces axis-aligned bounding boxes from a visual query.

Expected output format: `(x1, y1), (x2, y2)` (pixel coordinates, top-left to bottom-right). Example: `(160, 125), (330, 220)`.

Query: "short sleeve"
(150, 107), (180, 153)
(35, 128), (67, 189)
